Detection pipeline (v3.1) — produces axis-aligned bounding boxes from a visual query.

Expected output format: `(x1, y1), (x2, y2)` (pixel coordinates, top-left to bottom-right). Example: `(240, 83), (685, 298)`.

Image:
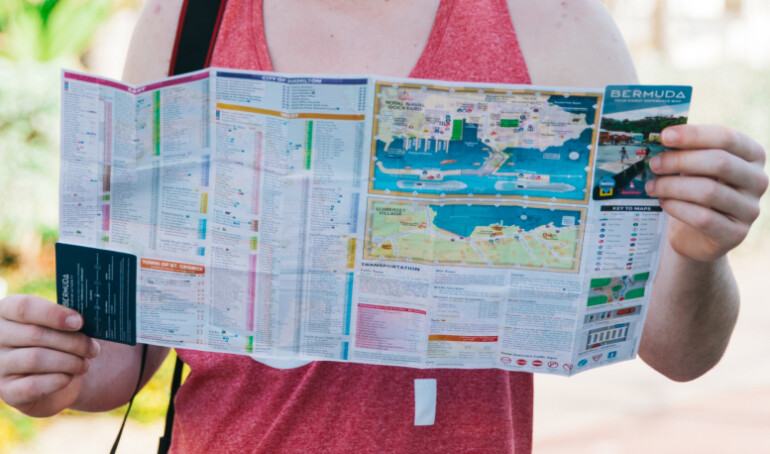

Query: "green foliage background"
(0, 0), (112, 62)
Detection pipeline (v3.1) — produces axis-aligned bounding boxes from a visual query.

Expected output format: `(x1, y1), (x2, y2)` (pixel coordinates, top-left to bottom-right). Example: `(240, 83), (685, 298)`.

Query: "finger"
(0, 295), (83, 332)
(0, 320), (100, 358)
(0, 373), (73, 408)
(649, 148), (769, 196)
(662, 125), (766, 164)
(659, 198), (749, 243)
(648, 176), (760, 224)
(0, 348), (90, 377)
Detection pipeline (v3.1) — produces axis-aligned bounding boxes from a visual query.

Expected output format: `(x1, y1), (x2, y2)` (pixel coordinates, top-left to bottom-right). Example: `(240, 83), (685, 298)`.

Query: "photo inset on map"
(363, 199), (585, 272)
(370, 83), (601, 203)
(586, 272), (649, 307)
(593, 85), (692, 200)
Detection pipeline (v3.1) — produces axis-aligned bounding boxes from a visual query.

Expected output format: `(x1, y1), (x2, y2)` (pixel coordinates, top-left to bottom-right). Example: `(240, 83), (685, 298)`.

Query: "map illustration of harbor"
(364, 199), (585, 272)
(370, 82), (601, 202)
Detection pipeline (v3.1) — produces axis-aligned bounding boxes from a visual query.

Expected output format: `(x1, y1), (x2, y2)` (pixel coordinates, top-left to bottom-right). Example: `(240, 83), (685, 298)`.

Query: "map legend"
(590, 205), (662, 273)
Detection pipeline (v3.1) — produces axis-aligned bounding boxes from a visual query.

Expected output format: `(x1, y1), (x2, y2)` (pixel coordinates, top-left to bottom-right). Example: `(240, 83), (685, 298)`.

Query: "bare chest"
(263, 0), (441, 76)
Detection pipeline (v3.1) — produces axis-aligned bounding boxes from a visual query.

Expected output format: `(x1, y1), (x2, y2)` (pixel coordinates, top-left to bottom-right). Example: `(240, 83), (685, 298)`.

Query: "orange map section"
(217, 103), (365, 121)
(428, 335), (499, 342)
(141, 258), (205, 274)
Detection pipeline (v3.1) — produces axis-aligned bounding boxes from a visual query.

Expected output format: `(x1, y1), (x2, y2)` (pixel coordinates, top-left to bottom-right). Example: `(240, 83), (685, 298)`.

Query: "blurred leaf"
(0, 402), (42, 453)
(0, 1), (24, 31)
(2, 6), (44, 60)
(15, 277), (57, 301)
(44, 0), (112, 61)
(0, 58), (61, 243)
(0, 0), (114, 61)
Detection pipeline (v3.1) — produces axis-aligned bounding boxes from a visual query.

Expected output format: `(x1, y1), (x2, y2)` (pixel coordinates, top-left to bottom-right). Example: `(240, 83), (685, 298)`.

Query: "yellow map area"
(363, 200), (583, 272)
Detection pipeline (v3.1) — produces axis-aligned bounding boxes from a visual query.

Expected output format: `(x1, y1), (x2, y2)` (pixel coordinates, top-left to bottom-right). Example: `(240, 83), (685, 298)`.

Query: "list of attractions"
(57, 68), (690, 375)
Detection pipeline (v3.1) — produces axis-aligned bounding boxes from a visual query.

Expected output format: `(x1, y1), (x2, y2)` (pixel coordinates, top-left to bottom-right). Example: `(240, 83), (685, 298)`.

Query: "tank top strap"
(210, 0), (271, 71)
(411, 0), (531, 84)
(212, 0), (530, 84)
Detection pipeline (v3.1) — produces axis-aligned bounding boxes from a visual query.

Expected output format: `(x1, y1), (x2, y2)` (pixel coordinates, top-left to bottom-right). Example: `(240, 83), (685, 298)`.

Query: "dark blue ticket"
(55, 243), (137, 345)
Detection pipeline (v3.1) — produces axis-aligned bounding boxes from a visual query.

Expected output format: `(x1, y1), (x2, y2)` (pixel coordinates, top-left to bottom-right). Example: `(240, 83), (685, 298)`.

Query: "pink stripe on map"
(357, 303), (427, 315)
(101, 205), (110, 231)
(137, 72), (210, 93)
(252, 131), (262, 216)
(64, 71), (210, 94)
(247, 254), (256, 331)
(64, 72), (131, 92)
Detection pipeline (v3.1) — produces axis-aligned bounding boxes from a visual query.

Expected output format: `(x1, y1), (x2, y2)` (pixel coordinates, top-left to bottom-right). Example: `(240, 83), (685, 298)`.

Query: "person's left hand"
(646, 124), (768, 262)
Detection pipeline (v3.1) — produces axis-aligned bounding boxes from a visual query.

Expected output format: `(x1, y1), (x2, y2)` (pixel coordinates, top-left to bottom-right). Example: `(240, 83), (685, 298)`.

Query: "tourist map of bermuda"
(58, 68), (692, 376)
(371, 82), (600, 202)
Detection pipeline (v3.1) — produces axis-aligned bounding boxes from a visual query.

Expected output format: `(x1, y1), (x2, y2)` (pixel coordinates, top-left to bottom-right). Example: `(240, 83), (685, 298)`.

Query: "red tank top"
(173, 1), (533, 452)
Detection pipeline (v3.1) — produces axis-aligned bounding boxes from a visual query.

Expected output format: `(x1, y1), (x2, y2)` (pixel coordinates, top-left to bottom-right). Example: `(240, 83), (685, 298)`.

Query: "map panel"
(363, 199), (585, 272)
(370, 82), (601, 203)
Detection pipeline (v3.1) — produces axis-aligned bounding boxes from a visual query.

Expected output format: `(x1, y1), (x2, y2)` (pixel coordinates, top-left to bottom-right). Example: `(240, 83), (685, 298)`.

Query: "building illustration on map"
(370, 82), (602, 203)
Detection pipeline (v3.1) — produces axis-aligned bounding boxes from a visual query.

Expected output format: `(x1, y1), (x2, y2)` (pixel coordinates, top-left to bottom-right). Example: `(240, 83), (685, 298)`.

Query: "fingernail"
(662, 128), (679, 145)
(89, 339), (101, 357)
(65, 315), (82, 330)
(650, 155), (661, 171)
(81, 358), (91, 374)
(645, 179), (655, 194)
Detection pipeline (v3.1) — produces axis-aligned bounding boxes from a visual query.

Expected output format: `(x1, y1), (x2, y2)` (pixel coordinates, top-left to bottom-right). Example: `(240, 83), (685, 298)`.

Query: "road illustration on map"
(586, 272), (649, 307)
(369, 83), (601, 203)
(363, 199), (585, 272)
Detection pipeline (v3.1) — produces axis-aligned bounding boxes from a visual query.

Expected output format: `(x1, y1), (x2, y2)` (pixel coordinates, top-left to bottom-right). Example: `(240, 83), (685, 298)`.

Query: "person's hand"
(646, 124), (769, 262)
(0, 294), (100, 417)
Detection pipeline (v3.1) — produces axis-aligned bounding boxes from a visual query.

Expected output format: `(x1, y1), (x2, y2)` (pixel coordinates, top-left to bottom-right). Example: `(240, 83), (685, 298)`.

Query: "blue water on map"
(507, 129), (593, 176)
(373, 126), (595, 200)
(430, 204), (582, 238)
(377, 122), (486, 171)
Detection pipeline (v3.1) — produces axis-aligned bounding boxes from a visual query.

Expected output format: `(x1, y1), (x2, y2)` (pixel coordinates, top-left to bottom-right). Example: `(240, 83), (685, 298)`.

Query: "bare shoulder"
(122, 0), (184, 85)
(508, 0), (638, 86)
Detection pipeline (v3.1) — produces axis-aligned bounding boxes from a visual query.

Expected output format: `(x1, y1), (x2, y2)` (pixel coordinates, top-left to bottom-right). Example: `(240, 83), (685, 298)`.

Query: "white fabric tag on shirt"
(250, 356), (311, 369)
(414, 379), (437, 426)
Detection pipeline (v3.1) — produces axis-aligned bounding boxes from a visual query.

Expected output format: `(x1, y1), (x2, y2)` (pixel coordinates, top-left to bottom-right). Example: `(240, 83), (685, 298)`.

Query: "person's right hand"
(0, 294), (100, 417)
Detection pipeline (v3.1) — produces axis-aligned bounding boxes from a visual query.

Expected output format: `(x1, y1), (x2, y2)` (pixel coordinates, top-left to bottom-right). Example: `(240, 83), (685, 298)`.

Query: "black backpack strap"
(157, 354), (185, 454)
(110, 344), (149, 454)
(157, 2), (225, 453)
(168, 0), (227, 76)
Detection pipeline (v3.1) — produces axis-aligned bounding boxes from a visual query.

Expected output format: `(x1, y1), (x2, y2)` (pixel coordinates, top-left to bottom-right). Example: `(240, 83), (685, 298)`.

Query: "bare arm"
(122, 0), (183, 85)
(641, 125), (766, 380)
(71, 341), (169, 412)
(512, 0), (768, 381)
